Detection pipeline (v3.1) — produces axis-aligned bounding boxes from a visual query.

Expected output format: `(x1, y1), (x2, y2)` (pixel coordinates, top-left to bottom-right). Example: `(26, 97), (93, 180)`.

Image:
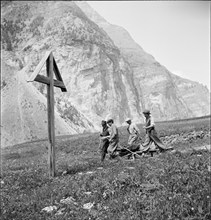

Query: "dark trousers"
(100, 140), (109, 161)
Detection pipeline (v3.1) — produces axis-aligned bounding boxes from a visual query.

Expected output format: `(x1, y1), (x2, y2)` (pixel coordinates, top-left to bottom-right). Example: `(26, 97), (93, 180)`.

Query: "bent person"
(142, 109), (170, 153)
(106, 119), (119, 159)
(99, 120), (110, 162)
(125, 118), (140, 146)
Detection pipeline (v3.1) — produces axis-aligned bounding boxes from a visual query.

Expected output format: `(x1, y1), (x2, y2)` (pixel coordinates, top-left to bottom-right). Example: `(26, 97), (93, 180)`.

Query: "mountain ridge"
(76, 1), (210, 120)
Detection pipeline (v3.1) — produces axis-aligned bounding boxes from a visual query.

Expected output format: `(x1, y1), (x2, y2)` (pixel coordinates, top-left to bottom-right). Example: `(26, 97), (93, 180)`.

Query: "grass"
(1, 116), (210, 219)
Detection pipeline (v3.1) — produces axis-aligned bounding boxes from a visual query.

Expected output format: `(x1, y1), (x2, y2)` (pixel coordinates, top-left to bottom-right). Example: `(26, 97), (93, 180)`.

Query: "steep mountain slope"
(1, 49), (99, 148)
(1, 1), (142, 126)
(76, 1), (210, 121)
(1, 1), (210, 148)
(1, 54), (78, 147)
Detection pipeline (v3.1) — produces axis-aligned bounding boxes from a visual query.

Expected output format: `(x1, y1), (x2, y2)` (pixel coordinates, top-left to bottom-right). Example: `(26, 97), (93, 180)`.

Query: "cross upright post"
(46, 52), (55, 177)
(27, 51), (67, 177)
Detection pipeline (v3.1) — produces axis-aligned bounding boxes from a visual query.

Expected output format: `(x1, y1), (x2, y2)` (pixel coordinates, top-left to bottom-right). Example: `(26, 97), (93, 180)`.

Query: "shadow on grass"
(57, 158), (102, 176)
(3, 152), (21, 160)
(3, 150), (41, 160)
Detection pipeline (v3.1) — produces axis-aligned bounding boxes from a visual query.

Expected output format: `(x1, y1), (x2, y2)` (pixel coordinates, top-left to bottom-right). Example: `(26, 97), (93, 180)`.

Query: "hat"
(125, 118), (131, 122)
(101, 120), (106, 125)
(106, 118), (113, 123)
(143, 109), (150, 114)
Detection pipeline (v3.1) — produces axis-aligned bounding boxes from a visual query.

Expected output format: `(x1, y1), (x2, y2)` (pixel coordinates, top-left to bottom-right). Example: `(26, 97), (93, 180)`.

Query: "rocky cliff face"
(76, 1), (210, 121)
(1, 1), (210, 146)
(1, 1), (142, 125)
(1, 51), (77, 147)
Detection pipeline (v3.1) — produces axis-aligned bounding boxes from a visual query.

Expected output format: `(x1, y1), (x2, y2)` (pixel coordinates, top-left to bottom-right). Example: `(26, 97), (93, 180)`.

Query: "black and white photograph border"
(1, 1), (210, 219)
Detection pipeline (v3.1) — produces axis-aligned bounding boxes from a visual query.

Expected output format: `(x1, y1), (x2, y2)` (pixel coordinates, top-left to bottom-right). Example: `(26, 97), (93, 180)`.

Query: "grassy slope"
(1, 117), (210, 220)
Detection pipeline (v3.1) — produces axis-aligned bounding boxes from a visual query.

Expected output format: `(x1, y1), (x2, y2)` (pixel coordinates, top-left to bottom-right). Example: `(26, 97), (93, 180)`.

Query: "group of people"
(99, 109), (170, 162)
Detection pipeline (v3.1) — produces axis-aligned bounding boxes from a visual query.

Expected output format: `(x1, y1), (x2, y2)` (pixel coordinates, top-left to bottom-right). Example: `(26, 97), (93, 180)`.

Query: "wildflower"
(103, 206), (109, 210)
(41, 205), (57, 213)
(103, 191), (107, 198)
(86, 171), (95, 174)
(62, 170), (67, 175)
(83, 202), (94, 210)
(60, 197), (77, 205)
(55, 208), (66, 216)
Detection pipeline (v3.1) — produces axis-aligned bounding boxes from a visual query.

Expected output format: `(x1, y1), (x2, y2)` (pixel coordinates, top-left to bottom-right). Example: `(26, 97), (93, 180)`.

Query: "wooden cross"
(27, 51), (67, 177)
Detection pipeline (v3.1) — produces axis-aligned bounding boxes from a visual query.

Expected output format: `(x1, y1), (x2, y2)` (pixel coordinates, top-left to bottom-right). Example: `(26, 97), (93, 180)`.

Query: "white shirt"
(150, 116), (155, 126)
(145, 116), (155, 127)
(128, 122), (140, 135)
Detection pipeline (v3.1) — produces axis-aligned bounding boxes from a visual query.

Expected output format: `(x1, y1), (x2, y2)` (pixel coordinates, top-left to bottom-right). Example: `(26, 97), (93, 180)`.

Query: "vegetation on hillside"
(1, 117), (210, 219)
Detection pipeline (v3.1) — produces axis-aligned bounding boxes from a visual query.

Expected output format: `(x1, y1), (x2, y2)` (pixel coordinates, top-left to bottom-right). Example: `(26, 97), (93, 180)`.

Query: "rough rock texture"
(1, 49), (98, 148)
(76, 1), (210, 121)
(1, 52), (78, 147)
(1, 1), (210, 147)
(1, 1), (142, 125)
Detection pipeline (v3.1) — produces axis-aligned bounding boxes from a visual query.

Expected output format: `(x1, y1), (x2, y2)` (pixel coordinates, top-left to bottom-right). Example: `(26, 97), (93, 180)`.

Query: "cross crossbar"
(53, 58), (67, 92)
(27, 51), (67, 92)
(27, 51), (51, 82)
(33, 74), (66, 90)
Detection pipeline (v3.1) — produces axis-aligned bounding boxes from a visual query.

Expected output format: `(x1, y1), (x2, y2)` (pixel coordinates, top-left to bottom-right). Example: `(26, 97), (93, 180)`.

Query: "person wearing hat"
(125, 118), (140, 146)
(106, 118), (119, 159)
(99, 120), (110, 162)
(142, 109), (168, 153)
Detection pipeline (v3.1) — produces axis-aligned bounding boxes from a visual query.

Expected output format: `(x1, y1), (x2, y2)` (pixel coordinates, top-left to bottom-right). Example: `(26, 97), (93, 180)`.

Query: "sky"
(88, 1), (210, 90)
